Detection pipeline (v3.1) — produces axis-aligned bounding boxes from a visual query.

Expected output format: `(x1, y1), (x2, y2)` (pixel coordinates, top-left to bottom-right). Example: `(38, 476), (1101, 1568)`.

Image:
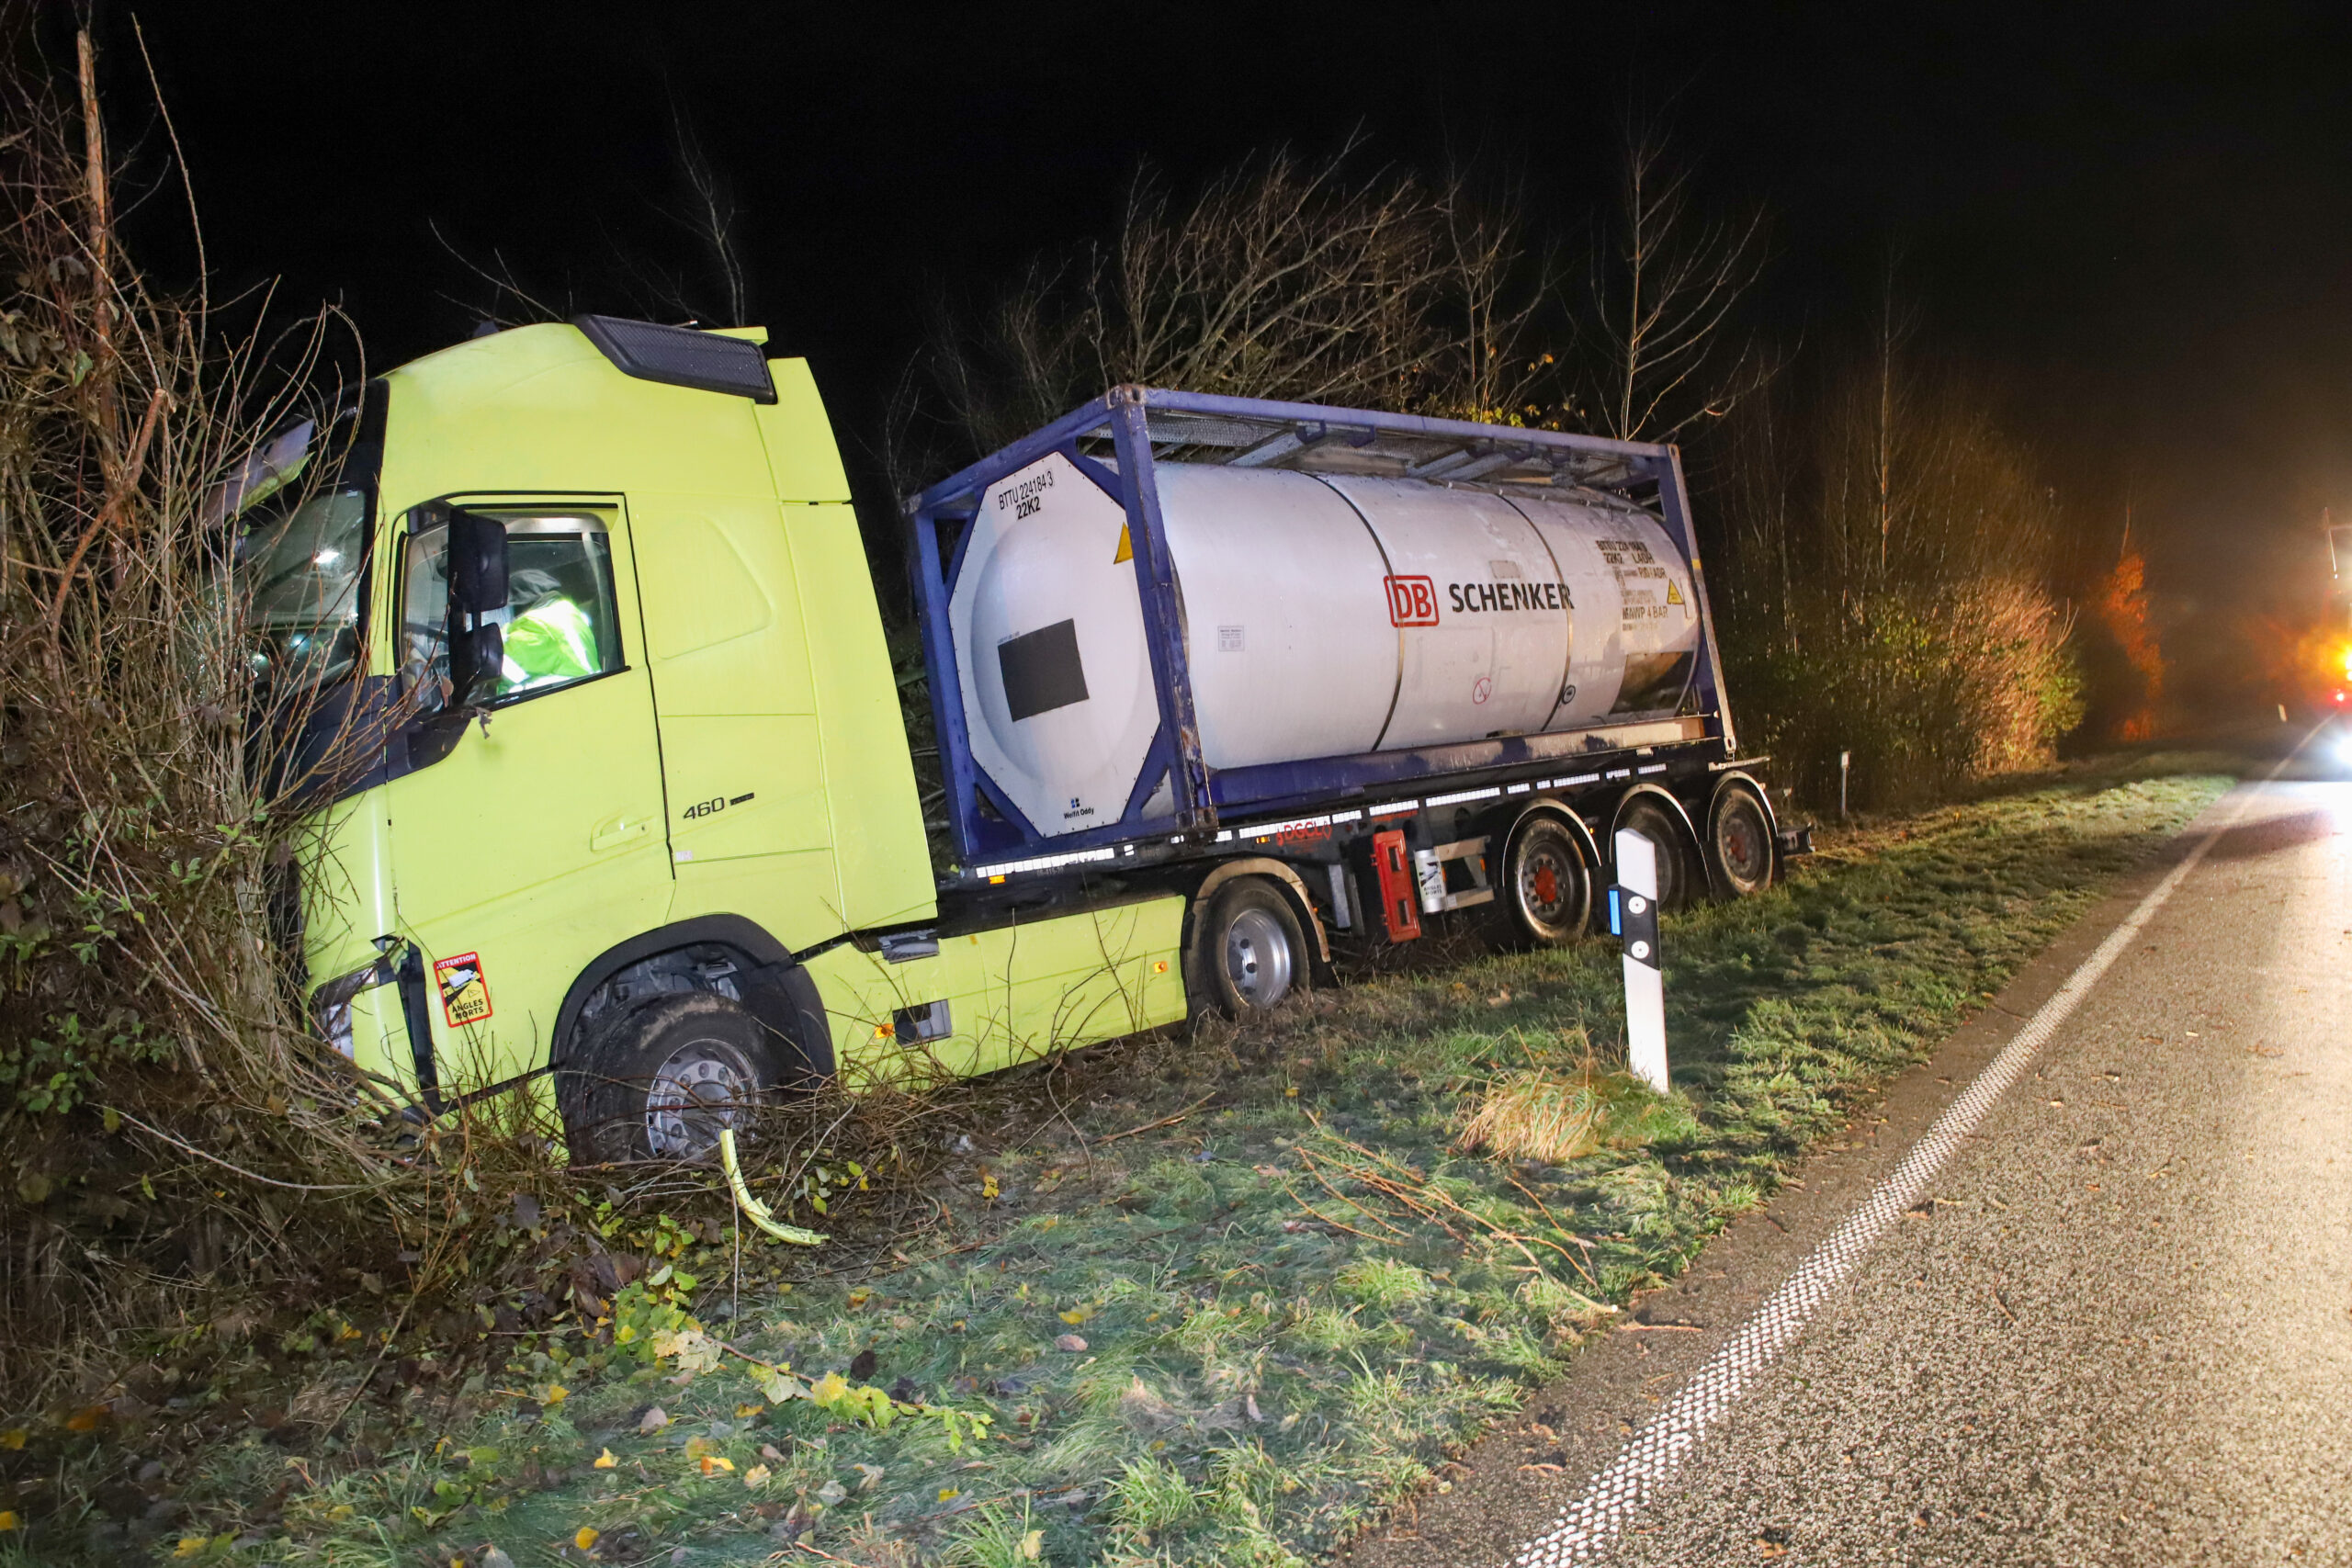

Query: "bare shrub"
(0, 20), (395, 1386)
(1714, 332), (2085, 807)
(2090, 543), (2165, 740)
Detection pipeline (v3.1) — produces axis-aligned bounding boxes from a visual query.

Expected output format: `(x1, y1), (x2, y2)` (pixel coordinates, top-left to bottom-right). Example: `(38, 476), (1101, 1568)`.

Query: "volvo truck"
(249, 316), (1792, 1163)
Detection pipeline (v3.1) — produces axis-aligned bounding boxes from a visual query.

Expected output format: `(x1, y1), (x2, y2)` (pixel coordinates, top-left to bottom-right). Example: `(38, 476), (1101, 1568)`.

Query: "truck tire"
(1188, 877), (1308, 1019)
(1705, 783), (1776, 898)
(1497, 814), (1592, 948)
(559, 990), (781, 1165)
(1616, 796), (1699, 913)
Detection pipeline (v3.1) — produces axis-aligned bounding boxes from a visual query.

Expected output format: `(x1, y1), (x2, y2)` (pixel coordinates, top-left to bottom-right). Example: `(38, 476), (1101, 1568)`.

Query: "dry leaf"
(734, 1403), (764, 1419)
(699, 1454), (735, 1475)
(744, 1463), (771, 1487)
(0, 1430), (22, 1451)
(593, 1449), (617, 1469)
(1055, 1333), (1088, 1352)
(637, 1406), (669, 1434)
(574, 1524), (601, 1551)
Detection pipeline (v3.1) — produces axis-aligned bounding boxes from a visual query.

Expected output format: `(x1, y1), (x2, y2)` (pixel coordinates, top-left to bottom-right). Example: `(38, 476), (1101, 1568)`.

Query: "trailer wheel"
(1706, 783), (1776, 898)
(1497, 815), (1593, 947)
(1188, 877), (1308, 1019)
(1616, 796), (1700, 913)
(559, 990), (780, 1164)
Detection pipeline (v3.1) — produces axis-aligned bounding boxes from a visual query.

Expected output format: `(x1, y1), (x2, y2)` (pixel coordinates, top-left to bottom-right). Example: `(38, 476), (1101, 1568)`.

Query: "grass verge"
(5, 757), (2232, 1565)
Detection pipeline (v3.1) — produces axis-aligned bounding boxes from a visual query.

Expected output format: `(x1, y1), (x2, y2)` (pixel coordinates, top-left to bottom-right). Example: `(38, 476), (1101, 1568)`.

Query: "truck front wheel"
(559, 991), (781, 1164)
(1188, 878), (1308, 1019)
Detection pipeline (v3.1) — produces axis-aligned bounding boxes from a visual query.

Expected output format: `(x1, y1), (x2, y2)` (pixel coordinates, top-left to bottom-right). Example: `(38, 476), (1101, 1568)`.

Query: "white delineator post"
(1614, 828), (1668, 1092)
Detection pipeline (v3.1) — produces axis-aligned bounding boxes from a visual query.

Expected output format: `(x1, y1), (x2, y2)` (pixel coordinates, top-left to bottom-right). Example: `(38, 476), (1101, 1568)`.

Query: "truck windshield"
(243, 485), (368, 689)
(227, 405), (381, 694)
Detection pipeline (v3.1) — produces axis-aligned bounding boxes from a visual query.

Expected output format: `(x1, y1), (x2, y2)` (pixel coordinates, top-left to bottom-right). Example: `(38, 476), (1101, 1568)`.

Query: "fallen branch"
(1302, 1129), (1603, 1290)
(794, 1542), (896, 1566)
(1089, 1094), (1217, 1146)
(1276, 1181), (1393, 1243)
(1499, 1169), (1601, 1289)
(101, 1106), (391, 1194)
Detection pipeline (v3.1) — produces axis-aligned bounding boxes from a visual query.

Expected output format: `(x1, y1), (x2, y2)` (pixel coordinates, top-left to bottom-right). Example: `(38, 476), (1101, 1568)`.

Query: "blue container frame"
(907, 386), (1736, 870)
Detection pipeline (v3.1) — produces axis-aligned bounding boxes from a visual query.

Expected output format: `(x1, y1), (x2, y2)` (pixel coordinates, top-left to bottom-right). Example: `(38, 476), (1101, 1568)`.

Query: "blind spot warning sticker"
(434, 952), (492, 1028)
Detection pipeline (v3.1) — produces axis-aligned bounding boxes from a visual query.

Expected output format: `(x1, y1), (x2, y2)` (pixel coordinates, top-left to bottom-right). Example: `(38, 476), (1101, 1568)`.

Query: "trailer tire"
(1705, 782), (1776, 899)
(1616, 795), (1700, 913)
(1496, 814), (1593, 948)
(559, 990), (781, 1165)
(1188, 877), (1309, 1020)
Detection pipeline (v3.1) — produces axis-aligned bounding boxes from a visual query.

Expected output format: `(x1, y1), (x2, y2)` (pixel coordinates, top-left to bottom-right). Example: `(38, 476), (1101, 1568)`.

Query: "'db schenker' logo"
(1385, 575), (1439, 626)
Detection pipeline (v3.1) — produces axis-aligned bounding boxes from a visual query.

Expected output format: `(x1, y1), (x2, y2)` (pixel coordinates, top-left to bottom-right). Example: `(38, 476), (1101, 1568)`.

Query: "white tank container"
(947, 455), (1701, 839)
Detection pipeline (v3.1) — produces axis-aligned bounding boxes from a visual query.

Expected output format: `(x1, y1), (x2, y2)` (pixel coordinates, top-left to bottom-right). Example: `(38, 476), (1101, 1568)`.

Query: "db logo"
(1385, 574), (1439, 626)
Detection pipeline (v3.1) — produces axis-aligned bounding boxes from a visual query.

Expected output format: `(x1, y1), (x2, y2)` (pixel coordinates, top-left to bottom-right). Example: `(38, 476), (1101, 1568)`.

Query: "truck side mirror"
(447, 509), (509, 613)
(443, 508), (508, 709)
(447, 620), (503, 709)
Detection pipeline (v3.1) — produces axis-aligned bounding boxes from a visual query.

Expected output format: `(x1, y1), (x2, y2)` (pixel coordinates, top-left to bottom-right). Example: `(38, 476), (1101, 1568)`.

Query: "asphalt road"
(1340, 773), (2352, 1567)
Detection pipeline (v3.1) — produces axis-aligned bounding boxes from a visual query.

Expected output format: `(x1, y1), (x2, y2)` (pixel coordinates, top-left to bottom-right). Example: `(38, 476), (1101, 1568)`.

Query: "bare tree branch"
(667, 105), (748, 327)
(1585, 119), (1769, 442)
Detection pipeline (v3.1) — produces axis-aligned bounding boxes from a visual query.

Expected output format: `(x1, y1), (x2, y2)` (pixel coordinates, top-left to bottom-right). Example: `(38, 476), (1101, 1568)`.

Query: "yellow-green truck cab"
(258, 320), (1194, 1159)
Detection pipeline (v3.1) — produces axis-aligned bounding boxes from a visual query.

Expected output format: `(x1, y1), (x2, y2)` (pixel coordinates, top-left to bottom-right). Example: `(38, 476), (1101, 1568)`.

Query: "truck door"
(628, 496), (831, 899)
(385, 500), (673, 1085)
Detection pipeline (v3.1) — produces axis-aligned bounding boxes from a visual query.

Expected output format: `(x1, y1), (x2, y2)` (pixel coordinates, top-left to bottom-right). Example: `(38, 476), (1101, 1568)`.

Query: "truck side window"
(399, 507), (624, 707)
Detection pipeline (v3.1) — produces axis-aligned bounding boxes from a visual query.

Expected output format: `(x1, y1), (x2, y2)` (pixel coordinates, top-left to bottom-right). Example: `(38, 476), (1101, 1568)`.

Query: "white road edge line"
(1511, 762), (2292, 1566)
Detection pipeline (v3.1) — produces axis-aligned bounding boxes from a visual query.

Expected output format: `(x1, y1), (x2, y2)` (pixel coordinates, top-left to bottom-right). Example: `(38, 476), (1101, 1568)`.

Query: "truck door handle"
(590, 813), (652, 852)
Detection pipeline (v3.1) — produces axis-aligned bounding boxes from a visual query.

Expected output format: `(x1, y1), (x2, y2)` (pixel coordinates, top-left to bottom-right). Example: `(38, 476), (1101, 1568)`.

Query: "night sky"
(106, 2), (2352, 715)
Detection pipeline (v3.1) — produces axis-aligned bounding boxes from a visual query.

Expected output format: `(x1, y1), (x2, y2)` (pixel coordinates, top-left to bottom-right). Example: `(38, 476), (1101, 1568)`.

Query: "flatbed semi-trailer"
(251, 318), (1794, 1164)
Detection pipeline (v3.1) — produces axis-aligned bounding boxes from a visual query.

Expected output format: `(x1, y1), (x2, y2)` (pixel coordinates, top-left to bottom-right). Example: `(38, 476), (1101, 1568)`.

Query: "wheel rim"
(1517, 837), (1581, 931)
(1224, 908), (1295, 1009)
(1718, 800), (1770, 888)
(644, 1035), (761, 1158)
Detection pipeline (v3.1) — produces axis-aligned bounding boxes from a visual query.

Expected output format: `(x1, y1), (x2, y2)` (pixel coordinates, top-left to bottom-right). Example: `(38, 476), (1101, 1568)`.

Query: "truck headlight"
(311, 958), (395, 1061)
